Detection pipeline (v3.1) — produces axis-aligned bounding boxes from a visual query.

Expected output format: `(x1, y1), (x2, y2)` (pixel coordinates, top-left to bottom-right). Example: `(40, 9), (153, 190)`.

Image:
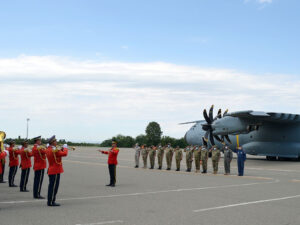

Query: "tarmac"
(1, 147), (300, 225)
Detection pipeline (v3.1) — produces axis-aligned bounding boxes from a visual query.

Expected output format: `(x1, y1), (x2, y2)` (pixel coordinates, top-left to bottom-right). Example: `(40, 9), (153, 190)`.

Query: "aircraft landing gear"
(266, 156), (277, 161)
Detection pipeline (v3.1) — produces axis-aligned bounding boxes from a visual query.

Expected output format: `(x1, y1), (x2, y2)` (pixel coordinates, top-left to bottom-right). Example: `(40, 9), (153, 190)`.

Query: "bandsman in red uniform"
(32, 136), (47, 199)
(46, 136), (68, 207)
(0, 131), (7, 183)
(8, 141), (21, 187)
(98, 141), (119, 187)
(19, 140), (33, 192)
(0, 150), (7, 176)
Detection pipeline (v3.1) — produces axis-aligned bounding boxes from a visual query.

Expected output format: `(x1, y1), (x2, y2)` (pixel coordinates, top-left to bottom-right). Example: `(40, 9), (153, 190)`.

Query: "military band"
(19, 140), (33, 192)
(8, 141), (21, 187)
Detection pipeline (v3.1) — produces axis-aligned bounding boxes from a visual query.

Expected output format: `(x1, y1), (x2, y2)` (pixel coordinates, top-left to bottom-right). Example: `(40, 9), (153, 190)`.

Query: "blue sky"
(1, 0), (300, 142)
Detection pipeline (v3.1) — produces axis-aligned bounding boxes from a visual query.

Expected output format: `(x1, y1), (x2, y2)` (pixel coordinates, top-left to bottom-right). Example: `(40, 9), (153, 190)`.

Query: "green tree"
(145, 122), (162, 146)
(135, 134), (147, 146)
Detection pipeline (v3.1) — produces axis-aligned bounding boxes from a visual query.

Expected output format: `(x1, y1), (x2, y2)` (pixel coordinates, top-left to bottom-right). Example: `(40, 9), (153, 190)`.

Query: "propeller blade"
(214, 135), (223, 143)
(204, 131), (209, 141)
(209, 130), (215, 146)
(209, 105), (214, 122)
(224, 135), (232, 144)
(203, 109), (211, 124)
(202, 137), (208, 147)
(223, 109), (229, 117)
(217, 109), (222, 119)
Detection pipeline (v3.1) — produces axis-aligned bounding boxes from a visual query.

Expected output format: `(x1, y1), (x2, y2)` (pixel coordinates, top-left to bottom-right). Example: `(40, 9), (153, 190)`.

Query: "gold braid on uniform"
(12, 149), (18, 160)
(52, 148), (62, 165)
(37, 146), (46, 160)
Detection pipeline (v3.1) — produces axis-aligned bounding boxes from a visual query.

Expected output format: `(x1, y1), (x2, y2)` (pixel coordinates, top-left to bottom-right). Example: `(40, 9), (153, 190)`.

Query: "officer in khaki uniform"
(156, 144), (164, 170)
(223, 143), (233, 175)
(193, 145), (201, 173)
(184, 145), (193, 172)
(174, 146), (183, 171)
(165, 143), (173, 170)
(201, 145), (209, 173)
(211, 145), (221, 174)
(141, 145), (149, 169)
(148, 145), (157, 169)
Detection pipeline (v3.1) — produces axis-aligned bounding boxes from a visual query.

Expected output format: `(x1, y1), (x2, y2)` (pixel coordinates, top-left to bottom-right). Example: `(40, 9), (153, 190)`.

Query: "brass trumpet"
(0, 131), (6, 152)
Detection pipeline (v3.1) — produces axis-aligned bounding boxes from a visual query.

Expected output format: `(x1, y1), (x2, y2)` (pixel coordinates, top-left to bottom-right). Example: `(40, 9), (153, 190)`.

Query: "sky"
(1, 0), (300, 142)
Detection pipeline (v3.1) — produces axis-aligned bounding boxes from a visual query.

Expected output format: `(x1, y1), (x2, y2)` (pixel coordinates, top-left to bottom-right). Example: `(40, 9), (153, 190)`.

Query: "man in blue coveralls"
(234, 146), (246, 176)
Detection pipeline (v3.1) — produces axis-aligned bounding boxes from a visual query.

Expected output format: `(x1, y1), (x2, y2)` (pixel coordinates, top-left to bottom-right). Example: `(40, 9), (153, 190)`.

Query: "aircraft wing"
(227, 111), (300, 123)
(179, 120), (205, 125)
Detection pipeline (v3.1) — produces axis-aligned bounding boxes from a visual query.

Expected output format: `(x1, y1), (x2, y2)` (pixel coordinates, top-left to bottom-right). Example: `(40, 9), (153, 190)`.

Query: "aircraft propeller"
(202, 105), (231, 146)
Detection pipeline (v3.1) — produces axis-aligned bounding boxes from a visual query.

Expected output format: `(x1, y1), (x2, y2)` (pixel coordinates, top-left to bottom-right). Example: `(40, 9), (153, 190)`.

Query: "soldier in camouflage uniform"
(148, 145), (157, 169)
(211, 145), (221, 174)
(201, 145), (209, 173)
(165, 143), (174, 170)
(193, 145), (201, 173)
(184, 145), (193, 172)
(223, 144), (233, 175)
(134, 143), (141, 168)
(174, 146), (183, 171)
(156, 144), (164, 170)
(141, 145), (149, 169)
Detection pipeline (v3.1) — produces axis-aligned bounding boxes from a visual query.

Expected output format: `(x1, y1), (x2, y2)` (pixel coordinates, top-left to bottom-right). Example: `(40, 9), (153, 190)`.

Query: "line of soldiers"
(134, 143), (246, 175)
(0, 135), (70, 206)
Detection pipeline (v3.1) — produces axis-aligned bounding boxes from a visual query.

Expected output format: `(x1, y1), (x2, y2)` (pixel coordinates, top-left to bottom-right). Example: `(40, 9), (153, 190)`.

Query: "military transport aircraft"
(182, 105), (300, 160)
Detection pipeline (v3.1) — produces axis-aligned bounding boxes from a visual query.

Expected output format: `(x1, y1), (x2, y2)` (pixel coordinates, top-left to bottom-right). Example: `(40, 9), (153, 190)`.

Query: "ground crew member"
(19, 140), (33, 192)
(184, 145), (193, 172)
(234, 146), (247, 176)
(0, 150), (7, 177)
(211, 145), (221, 174)
(148, 145), (157, 169)
(8, 141), (21, 187)
(134, 143), (141, 168)
(32, 136), (47, 199)
(193, 145), (201, 173)
(174, 146), (183, 171)
(156, 144), (164, 169)
(46, 135), (68, 206)
(201, 145), (209, 173)
(223, 144), (233, 175)
(165, 143), (173, 170)
(99, 141), (119, 187)
(141, 145), (149, 169)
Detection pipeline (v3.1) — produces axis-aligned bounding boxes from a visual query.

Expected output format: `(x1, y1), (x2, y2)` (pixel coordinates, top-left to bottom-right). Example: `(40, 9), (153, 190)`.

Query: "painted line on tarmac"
(193, 194), (300, 212)
(0, 180), (278, 205)
(75, 220), (123, 225)
(232, 166), (300, 173)
(65, 160), (273, 180)
(290, 179), (300, 183)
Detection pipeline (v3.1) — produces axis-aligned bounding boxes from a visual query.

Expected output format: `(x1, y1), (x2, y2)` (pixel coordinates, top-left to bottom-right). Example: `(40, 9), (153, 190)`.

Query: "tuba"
(0, 131), (6, 164)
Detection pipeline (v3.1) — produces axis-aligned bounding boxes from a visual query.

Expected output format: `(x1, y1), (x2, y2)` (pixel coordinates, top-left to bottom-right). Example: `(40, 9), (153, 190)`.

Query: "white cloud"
(0, 55), (299, 142)
(258, 0), (272, 3)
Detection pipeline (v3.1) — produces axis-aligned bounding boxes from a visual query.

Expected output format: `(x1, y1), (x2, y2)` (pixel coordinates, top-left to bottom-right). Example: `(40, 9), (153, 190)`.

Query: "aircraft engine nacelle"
(212, 116), (258, 136)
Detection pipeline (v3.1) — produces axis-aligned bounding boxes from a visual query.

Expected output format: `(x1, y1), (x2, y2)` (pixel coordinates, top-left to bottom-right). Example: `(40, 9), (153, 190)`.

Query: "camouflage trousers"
(142, 152), (149, 168)
(157, 151), (164, 168)
(175, 157), (182, 170)
(194, 152), (201, 171)
(166, 151), (173, 169)
(186, 152), (193, 170)
(149, 152), (156, 168)
(212, 160), (219, 173)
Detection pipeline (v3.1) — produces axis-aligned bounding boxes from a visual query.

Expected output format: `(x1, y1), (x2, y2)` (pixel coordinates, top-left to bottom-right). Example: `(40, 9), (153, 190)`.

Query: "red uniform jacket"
(20, 147), (33, 169)
(0, 151), (7, 174)
(46, 146), (68, 175)
(32, 144), (47, 171)
(8, 147), (21, 167)
(102, 147), (119, 165)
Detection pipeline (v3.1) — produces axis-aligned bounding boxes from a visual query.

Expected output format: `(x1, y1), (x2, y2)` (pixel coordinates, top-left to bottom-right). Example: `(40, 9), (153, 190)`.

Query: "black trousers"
(20, 168), (30, 191)
(0, 163), (5, 182)
(48, 174), (60, 205)
(9, 166), (18, 186)
(33, 169), (45, 198)
(108, 164), (116, 185)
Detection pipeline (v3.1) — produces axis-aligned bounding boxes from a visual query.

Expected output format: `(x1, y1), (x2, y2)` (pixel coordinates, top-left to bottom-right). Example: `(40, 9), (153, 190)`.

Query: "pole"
(26, 118), (30, 139)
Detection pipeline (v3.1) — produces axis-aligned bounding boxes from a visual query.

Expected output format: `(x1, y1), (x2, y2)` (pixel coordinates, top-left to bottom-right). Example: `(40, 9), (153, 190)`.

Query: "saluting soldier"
(234, 146), (247, 176)
(174, 146), (183, 171)
(32, 136), (47, 199)
(148, 145), (157, 169)
(8, 141), (21, 187)
(99, 141), (119, 187)
(19, 140), (33, 192)
(156, 143), (164, 170)
(141, 144), (149, 169)
(165, 143), (173, 170)
(184, 145), (193, 172)
(193, 145), (201, 173)
(134, 143), (141, 168)
(46, 136), (69, 206)
(201, 145), (209, 173)
(223, 143), (233, 175)
(210, 145), (221, 174)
